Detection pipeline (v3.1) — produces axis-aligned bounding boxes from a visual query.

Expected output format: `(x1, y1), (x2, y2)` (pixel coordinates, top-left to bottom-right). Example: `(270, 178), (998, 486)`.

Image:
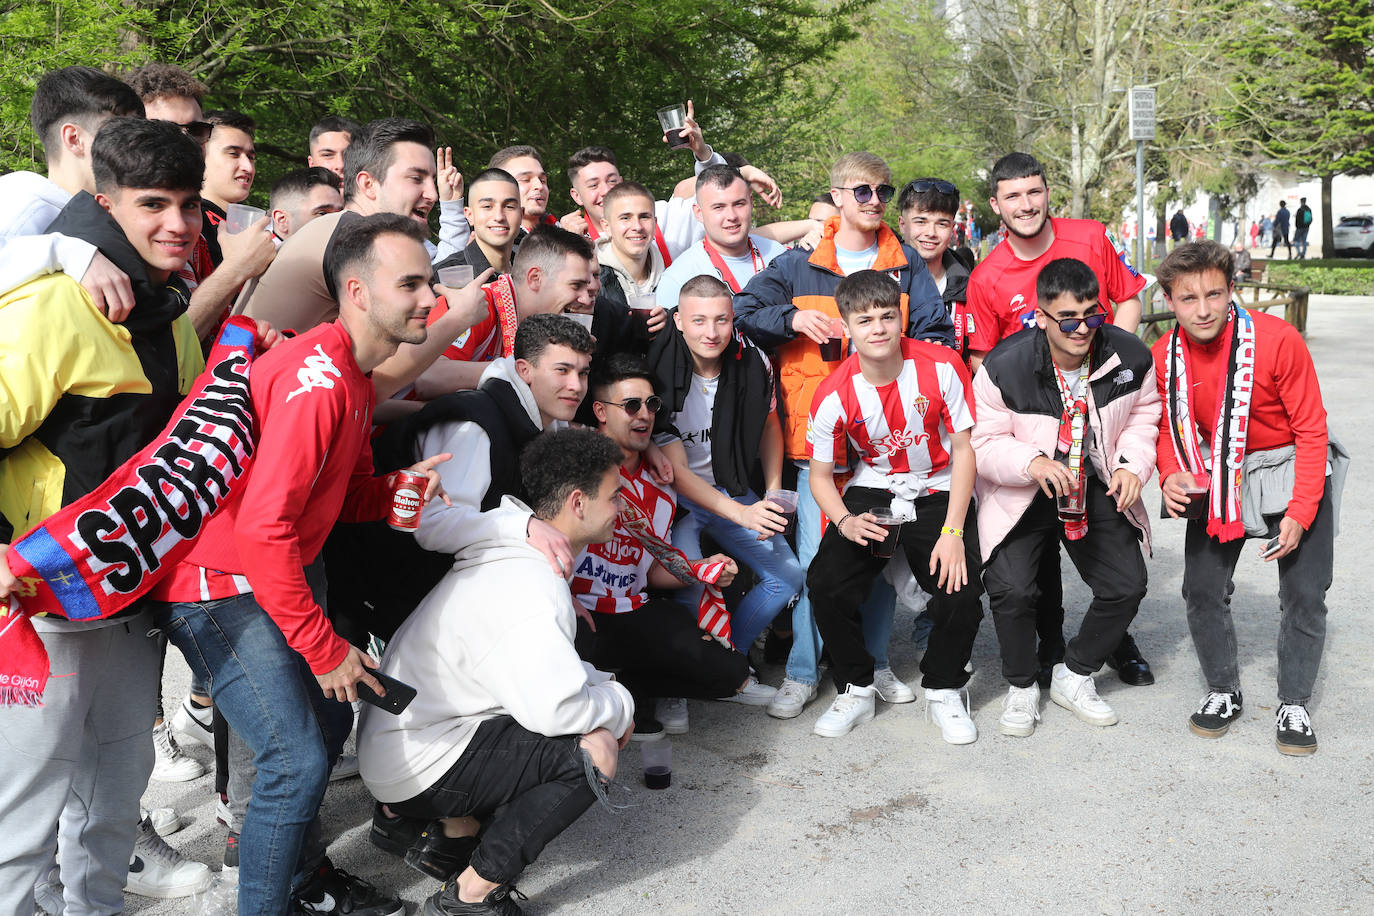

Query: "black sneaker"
(1189, 690), (1243, 737)
(1106, 632), (1156, 686)
(369, 802), (426, 858)
(404, 822), (480, 880)
(224, 830), (240, 872)
(293, 858), (404, 916)
(1275, 704), (1318, 756)
(423, 880), (527, 916)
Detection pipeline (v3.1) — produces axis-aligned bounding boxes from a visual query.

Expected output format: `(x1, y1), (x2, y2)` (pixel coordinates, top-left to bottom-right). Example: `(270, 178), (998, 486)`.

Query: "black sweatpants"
(984, 478), (1147, 688)
(806, 488), (984, 692)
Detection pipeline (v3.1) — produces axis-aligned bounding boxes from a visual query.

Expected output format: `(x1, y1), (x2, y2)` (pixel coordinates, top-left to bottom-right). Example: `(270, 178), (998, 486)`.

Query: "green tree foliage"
(1, 0), (863, 213)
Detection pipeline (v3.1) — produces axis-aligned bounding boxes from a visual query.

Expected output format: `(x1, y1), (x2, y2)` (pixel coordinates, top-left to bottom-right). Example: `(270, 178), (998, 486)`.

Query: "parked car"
(1332, 215), (1374, 256)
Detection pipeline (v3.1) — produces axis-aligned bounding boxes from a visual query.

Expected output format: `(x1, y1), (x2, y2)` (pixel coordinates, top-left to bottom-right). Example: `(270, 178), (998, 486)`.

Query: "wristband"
(940, 525), (964, 538)
(836, 513), (854, 535)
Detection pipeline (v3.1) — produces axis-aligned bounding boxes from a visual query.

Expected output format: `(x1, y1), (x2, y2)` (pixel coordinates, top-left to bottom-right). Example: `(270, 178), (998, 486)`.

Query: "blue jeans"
(152, 593), (352, 915)
(785, 465), (896, 686)
(671, 488), (805, 651)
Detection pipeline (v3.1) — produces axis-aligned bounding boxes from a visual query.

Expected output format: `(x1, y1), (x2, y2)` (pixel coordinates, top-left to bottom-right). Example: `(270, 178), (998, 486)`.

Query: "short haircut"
(325, 212), (428, 295)
(512, 223), (593, 281)
(467, 167), (519, 193)
(514, 313), (596, 363)
(721, 151), (749, 170)
(1156, 240), (1234, 296)
(342, 117), (435, 203)
(590, 352), (656, 402)
(829, 152), (890, 189)
(30, 67), (144, 153)
(601, 180), (654, 216)
(679, 274), (733, 302)
(567, 145), (617, 185)
(123, 63), (206, 103)
(695, 164), (745, 195)
(1036, 258), (1099, 306)
(898, 177), (959, 218)
(835, 269), (900, 320)
(309, 115), (361, 146)
(270, 166), (341, 212)
(489, 144), (544, 170)
(521, 427), (624, 520)
(989, 152), (1046, 193)
(813, 192), (837, 206)
(92, 117), (203, 195)
(205, 109), (256, 138)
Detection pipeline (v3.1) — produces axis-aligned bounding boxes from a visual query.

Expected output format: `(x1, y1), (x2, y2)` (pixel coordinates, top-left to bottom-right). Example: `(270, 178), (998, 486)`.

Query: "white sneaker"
(329, 753), (360, 782)
(766, 678), (818, 719)
(872, 667), (916, 703)
(125, 816), (213, 898)
(925, 688), (978, 744)
(657, 697), (689, 734)
(33, 862), (63, 916)
(151, 722), (204, 782)
(1049, 663), (1118, 726)
(140, 806), (183, 837)
(215, 794), (233, 828)
(998, 684), (1042, 738)
(171, 696), (214, 749)
(721, 676), (778, 706)
(812, 683), (877, 737)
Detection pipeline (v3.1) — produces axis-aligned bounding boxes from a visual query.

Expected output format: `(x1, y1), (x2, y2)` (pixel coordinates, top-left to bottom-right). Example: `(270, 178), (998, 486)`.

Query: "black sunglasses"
(1040, 308), (1107, 333)
(165, 119), (213, 143)
(836, 183), (896, 205)
(906, 178), (959, 196)
(598, 395), (663, 415)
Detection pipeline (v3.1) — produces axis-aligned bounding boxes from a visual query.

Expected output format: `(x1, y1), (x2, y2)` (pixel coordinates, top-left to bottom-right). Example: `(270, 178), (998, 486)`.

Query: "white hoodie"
(358, 496), (634, 803)
(414, 355), (566, 557)
(0, 171), (98, 291)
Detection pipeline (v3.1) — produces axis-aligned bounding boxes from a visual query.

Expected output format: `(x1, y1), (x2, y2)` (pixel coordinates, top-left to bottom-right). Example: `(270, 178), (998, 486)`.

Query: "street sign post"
(1130, 87), (1157, 268)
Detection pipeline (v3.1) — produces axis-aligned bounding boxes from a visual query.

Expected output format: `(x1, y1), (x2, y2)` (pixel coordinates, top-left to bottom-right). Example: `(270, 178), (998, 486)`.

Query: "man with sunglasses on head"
(966, 151), (1153, 690)
(734, 151), (952, 722)
(898, 177), (973, 361)
(972, 258), (1159, 737)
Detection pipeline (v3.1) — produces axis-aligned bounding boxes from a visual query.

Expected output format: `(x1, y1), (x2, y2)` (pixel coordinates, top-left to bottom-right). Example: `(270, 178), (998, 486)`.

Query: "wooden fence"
(1138, 279), (1310, 344)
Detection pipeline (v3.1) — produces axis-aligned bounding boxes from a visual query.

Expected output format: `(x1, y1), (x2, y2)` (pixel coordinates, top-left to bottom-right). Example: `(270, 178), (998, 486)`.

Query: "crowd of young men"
(0, 63), (1341, 916)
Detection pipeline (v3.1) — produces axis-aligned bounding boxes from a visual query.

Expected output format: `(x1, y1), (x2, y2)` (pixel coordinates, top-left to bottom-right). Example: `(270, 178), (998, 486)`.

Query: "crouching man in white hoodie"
(358, 427), (634, 916)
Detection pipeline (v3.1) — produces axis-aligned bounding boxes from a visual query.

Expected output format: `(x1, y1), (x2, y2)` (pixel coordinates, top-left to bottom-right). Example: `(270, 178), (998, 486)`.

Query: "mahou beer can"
(387, 470), (427, 531)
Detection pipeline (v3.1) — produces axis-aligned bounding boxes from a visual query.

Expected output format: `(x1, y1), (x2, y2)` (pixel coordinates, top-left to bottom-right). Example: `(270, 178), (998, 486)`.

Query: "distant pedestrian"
(1294, 197), (1313, 260)
(1169, 209), (1188, 247)
(1269, 201), (1291, 259)
(1250, 221), (1259, 249)
(1260, 215), (1273, 249)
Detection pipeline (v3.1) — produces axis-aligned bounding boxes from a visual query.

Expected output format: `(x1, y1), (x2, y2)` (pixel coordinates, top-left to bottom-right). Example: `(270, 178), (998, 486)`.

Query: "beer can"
(387, 469), (428, 531)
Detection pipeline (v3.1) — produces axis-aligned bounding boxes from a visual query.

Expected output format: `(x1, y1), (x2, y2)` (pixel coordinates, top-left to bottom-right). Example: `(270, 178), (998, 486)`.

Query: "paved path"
(133, 296), (1372, 915)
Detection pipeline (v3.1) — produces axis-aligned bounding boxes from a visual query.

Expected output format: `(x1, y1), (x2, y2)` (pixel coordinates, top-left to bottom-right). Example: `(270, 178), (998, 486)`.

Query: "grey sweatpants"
(0, 609), (160, 916)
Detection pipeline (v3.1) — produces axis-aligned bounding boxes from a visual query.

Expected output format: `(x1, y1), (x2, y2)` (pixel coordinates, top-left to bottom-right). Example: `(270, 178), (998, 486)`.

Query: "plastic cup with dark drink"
(764, 489), (799, 533)
(820, 318), (846, 362)
(1056, 479), (1086, 523)
(628, 294), (657, 328)
(657, 104), (690, 149)
(641, 739), (672, 789)
(1181, 471), (1211, 520)
(868, 508), (903, 558)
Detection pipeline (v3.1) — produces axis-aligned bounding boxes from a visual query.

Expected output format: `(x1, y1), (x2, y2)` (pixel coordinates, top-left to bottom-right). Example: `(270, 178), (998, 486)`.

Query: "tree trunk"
(1320, 173), (1334, 259)
(1070, 121), (1085, 218)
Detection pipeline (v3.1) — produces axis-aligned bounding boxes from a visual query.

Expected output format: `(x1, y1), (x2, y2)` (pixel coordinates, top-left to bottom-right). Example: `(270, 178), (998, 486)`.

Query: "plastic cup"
(1056, 486), (1086, 522)
(565, 312), (594, 331)
(437, 264), (475, 288)
(868, 508), (903, 558)
(641, 739), (672, 789)
(820, 317), (846, 361)
(224, 203), (266, 234)
(764, 488), (799, 519)
(628, 294), (657, 327)
(1181, 472), (1211, 520)
(657, 104), (689, 149)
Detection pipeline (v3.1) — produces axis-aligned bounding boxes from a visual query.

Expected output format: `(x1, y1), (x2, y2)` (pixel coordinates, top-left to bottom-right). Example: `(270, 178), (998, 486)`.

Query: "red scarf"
(487, 274), (520, 358)
(702, 237), (764, 294)
(1052, 360), (1089, 541)
(0, 318), (260, 706)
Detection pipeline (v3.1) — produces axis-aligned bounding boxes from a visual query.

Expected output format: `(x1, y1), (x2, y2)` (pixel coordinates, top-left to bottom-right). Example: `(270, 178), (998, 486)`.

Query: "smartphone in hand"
(1259, 536), (1283, 559)
(356, 670), (417, 715)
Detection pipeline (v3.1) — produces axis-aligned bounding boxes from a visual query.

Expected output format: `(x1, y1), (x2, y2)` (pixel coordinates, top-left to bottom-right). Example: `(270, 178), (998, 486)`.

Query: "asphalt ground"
(130, 295), (1371, 915)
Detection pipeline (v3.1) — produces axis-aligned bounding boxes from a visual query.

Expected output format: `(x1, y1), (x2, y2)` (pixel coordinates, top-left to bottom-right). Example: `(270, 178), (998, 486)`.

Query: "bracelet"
(836, 513), (854, 535)
(940, 525), (964, 538)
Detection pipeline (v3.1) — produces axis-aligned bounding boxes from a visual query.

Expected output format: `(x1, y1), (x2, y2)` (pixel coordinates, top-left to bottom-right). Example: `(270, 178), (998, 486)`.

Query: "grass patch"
(1267, 261), (1374, 295)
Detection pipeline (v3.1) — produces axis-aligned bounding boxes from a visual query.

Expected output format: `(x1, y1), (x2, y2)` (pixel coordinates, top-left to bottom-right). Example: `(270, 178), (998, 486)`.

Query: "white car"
(1332, 215), (1374, 256)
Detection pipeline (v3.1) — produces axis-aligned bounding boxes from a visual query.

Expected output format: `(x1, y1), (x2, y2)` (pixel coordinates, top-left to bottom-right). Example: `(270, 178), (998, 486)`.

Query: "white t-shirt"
(674, 374), (719, 485)
(834, 242), (879, 277)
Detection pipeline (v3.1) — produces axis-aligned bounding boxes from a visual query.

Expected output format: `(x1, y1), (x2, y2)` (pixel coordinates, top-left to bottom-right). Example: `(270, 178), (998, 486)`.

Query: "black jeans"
(575, 597), (750, 716)
(806, 488), (984, 692)
(391, 717), (594, 885)
(1181, 479), (1334, 704)
(984, 478), (1147, 688)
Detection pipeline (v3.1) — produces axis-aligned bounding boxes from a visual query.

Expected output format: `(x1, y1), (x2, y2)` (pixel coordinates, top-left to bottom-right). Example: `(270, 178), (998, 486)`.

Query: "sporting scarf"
(617, 483), (731, 640)
(488, 274), (520, 358)
(0, 318), (260, 706)
(1165, 304), (1255, 541)
(1052, 360), (1089, 541)
(701, 237), (764, 294)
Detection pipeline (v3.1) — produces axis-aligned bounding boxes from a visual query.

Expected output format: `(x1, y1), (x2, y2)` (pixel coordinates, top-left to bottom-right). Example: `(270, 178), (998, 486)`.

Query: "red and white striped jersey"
(571, 461), (677, 615)
(807, 337), (974, 494)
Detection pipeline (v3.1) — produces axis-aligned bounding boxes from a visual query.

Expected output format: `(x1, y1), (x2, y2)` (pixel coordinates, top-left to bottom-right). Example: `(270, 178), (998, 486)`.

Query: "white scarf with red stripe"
(617, 487), (731, 639)
(1165, 304), (1255, 542)
(1052, 360), (1089, 541)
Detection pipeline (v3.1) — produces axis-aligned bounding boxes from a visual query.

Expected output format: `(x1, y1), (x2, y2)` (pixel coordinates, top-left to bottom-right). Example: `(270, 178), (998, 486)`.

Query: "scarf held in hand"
(0, 318), (260, 706)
